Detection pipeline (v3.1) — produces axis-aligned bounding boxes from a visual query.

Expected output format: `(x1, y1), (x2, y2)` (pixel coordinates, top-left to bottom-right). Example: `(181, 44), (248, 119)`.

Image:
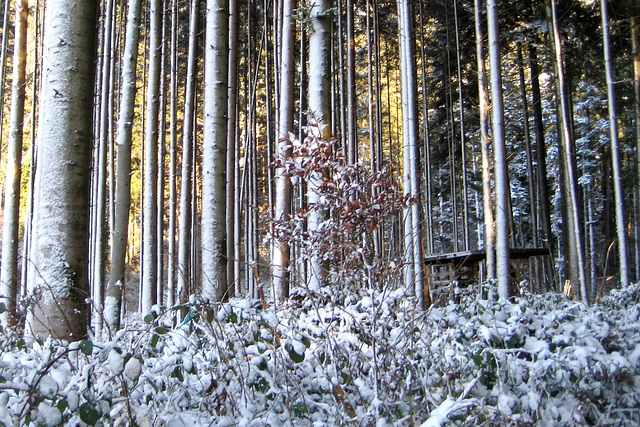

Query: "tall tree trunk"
(0, 0), (28, 325)
(177, 0), (199, 303)
(167, 0), (179, 307)
(547, 0), (588, 304)
(398, 0), (427, 308)
(600, 0), (629, 287)
(226, 0), (238, 297)
(306, 0), (331, 291)
(487, 0), (511, 299)
(90, 0), (115, 333)
(105, 0), (143, 332)
(632, 17), (640, 282)
(529, 43), (554, 290)
(272, 0), (295, 301)
(0, 0), (11, 159)
(141, 0), (162, 314)
(474, 0), (495, 281)
(29, 0), (97, 340)
(345, 0), (356, 165)
(201, 0), (229, 302)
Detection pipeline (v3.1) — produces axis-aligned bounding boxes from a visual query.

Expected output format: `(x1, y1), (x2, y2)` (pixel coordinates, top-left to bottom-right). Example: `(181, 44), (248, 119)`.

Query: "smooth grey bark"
(398, 0), (426, 307)
(226, 0), (238, 298)
(474, 0), (495, 281)
(105, 0), (143, 332)
(91, 0), (115, 334)
(547, 0), (588, 304)
(345, 0), (356, 165)
(600, 0), (629, 287)
(0, 0), (11, 157)
(29, 0), (97, 340)
(141, 0), (162, 314)
(167, 0), (178, 307)
(272, 0), (295, 301)
(177, 0), (199, 303)
(0, 0), (28, 325)
(487, 0), (511, 300)
(201, 0), (229, 302)
(306, 0), (331, 291)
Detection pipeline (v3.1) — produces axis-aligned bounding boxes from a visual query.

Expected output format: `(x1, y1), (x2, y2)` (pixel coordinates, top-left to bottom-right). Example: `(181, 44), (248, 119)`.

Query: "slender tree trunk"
(600, 0), (629, 287)
(226, 0), (238, 297)
(474, 0), (495, 281)
(487, 0), (511, 299)
(105, 0), (143, 331)
(177, 0), (199, 303)
(0, 0), (11, 159)
(345, 0), (356, 165)
(272, 0), (295, 301)
(140, 0), (162, 314)
(167, 0), (178, 307)
(548, 0), (588, 304)
(306, 0), (332, 291)
(201, 0), (229, 302)
(632, 17), (640, 282)
(398, 0), (426, 308)
(29, 0), (97, 340)
(91, 0), (115, 333)
(0, 0), (28, 325)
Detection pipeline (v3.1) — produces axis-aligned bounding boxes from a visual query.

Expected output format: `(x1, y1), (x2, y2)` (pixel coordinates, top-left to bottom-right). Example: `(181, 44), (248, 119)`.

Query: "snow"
(1, 283), (640, 424)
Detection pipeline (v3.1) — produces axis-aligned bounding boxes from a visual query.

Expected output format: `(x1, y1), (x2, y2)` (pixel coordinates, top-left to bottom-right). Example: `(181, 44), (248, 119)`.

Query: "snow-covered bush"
(1, 283), (639, 425)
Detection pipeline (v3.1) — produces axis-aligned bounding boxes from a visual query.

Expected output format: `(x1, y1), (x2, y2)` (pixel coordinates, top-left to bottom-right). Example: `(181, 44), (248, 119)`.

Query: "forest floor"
(1, 281), (640, 426)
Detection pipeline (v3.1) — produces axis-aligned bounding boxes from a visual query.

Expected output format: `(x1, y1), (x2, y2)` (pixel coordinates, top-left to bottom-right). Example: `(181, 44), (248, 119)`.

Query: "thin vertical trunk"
(0, 0), (11, 159)
(398, 0), (427, 308)
(600, 0), (628, 287)
(529, 42), (554, 289)
(177, 0), (199, 303)
(106, 0), (143, 331)
(632, 17), (640, 282)
(91, 0), (115, 333)
(453, 0), (469, 251)
(272, 0), (295, 301)
(226, 0), (239, 297)
(307, 0), (332, 290)
(201, 0), (229, 302)
(157, 2), (168, 306)
(0, 0), (28, 325)
(167, 0), (178, 307)
(141, 0), (162, 314)
(487, 0), (511, 299)
(548, 0), (588, 304)
(474, 0), (495, 281)
(345, 0), (356, 165)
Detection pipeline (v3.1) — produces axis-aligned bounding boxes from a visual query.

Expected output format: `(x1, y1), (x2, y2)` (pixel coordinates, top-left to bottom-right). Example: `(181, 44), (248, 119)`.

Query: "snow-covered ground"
(1, 282), (639, 426)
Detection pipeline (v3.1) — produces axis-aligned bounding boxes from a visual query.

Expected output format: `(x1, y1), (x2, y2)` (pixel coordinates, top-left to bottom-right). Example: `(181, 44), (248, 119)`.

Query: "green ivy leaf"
(151, 334), (160, 348)
(143, 314), (155, 324)
(79, 340), (93, 356)
(0, 302), (6, 314)
(79, 402), (101, 426)
(155, 326), (167, 335)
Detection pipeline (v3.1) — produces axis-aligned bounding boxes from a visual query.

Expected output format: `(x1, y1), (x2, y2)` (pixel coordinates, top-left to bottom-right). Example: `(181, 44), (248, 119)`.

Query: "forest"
(0, 0), (639, 424)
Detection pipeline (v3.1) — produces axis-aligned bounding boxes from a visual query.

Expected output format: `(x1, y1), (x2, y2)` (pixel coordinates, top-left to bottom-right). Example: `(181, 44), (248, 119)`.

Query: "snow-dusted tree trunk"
(487, 0), (511, 300)
(226, 0), (238, 297)
(473, 0), (495, 281)
(167, 0), (179, 307)
(177, 0), (199, 303)
(632, 17), (640, 281)
(398, 0), (426, 307)
(600, 0), (629, 287)
(28, 0), (97, 340)
(105, 0), (143, 331)
(272, 0), (295, 301)
(0, 0), (28, 325)
(91, 0), (115, 334)
(141, 0), (162, 314)
(201, 0), (229, 302)
(306, 0), (332, 291)
(547, 0), (588, 304)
